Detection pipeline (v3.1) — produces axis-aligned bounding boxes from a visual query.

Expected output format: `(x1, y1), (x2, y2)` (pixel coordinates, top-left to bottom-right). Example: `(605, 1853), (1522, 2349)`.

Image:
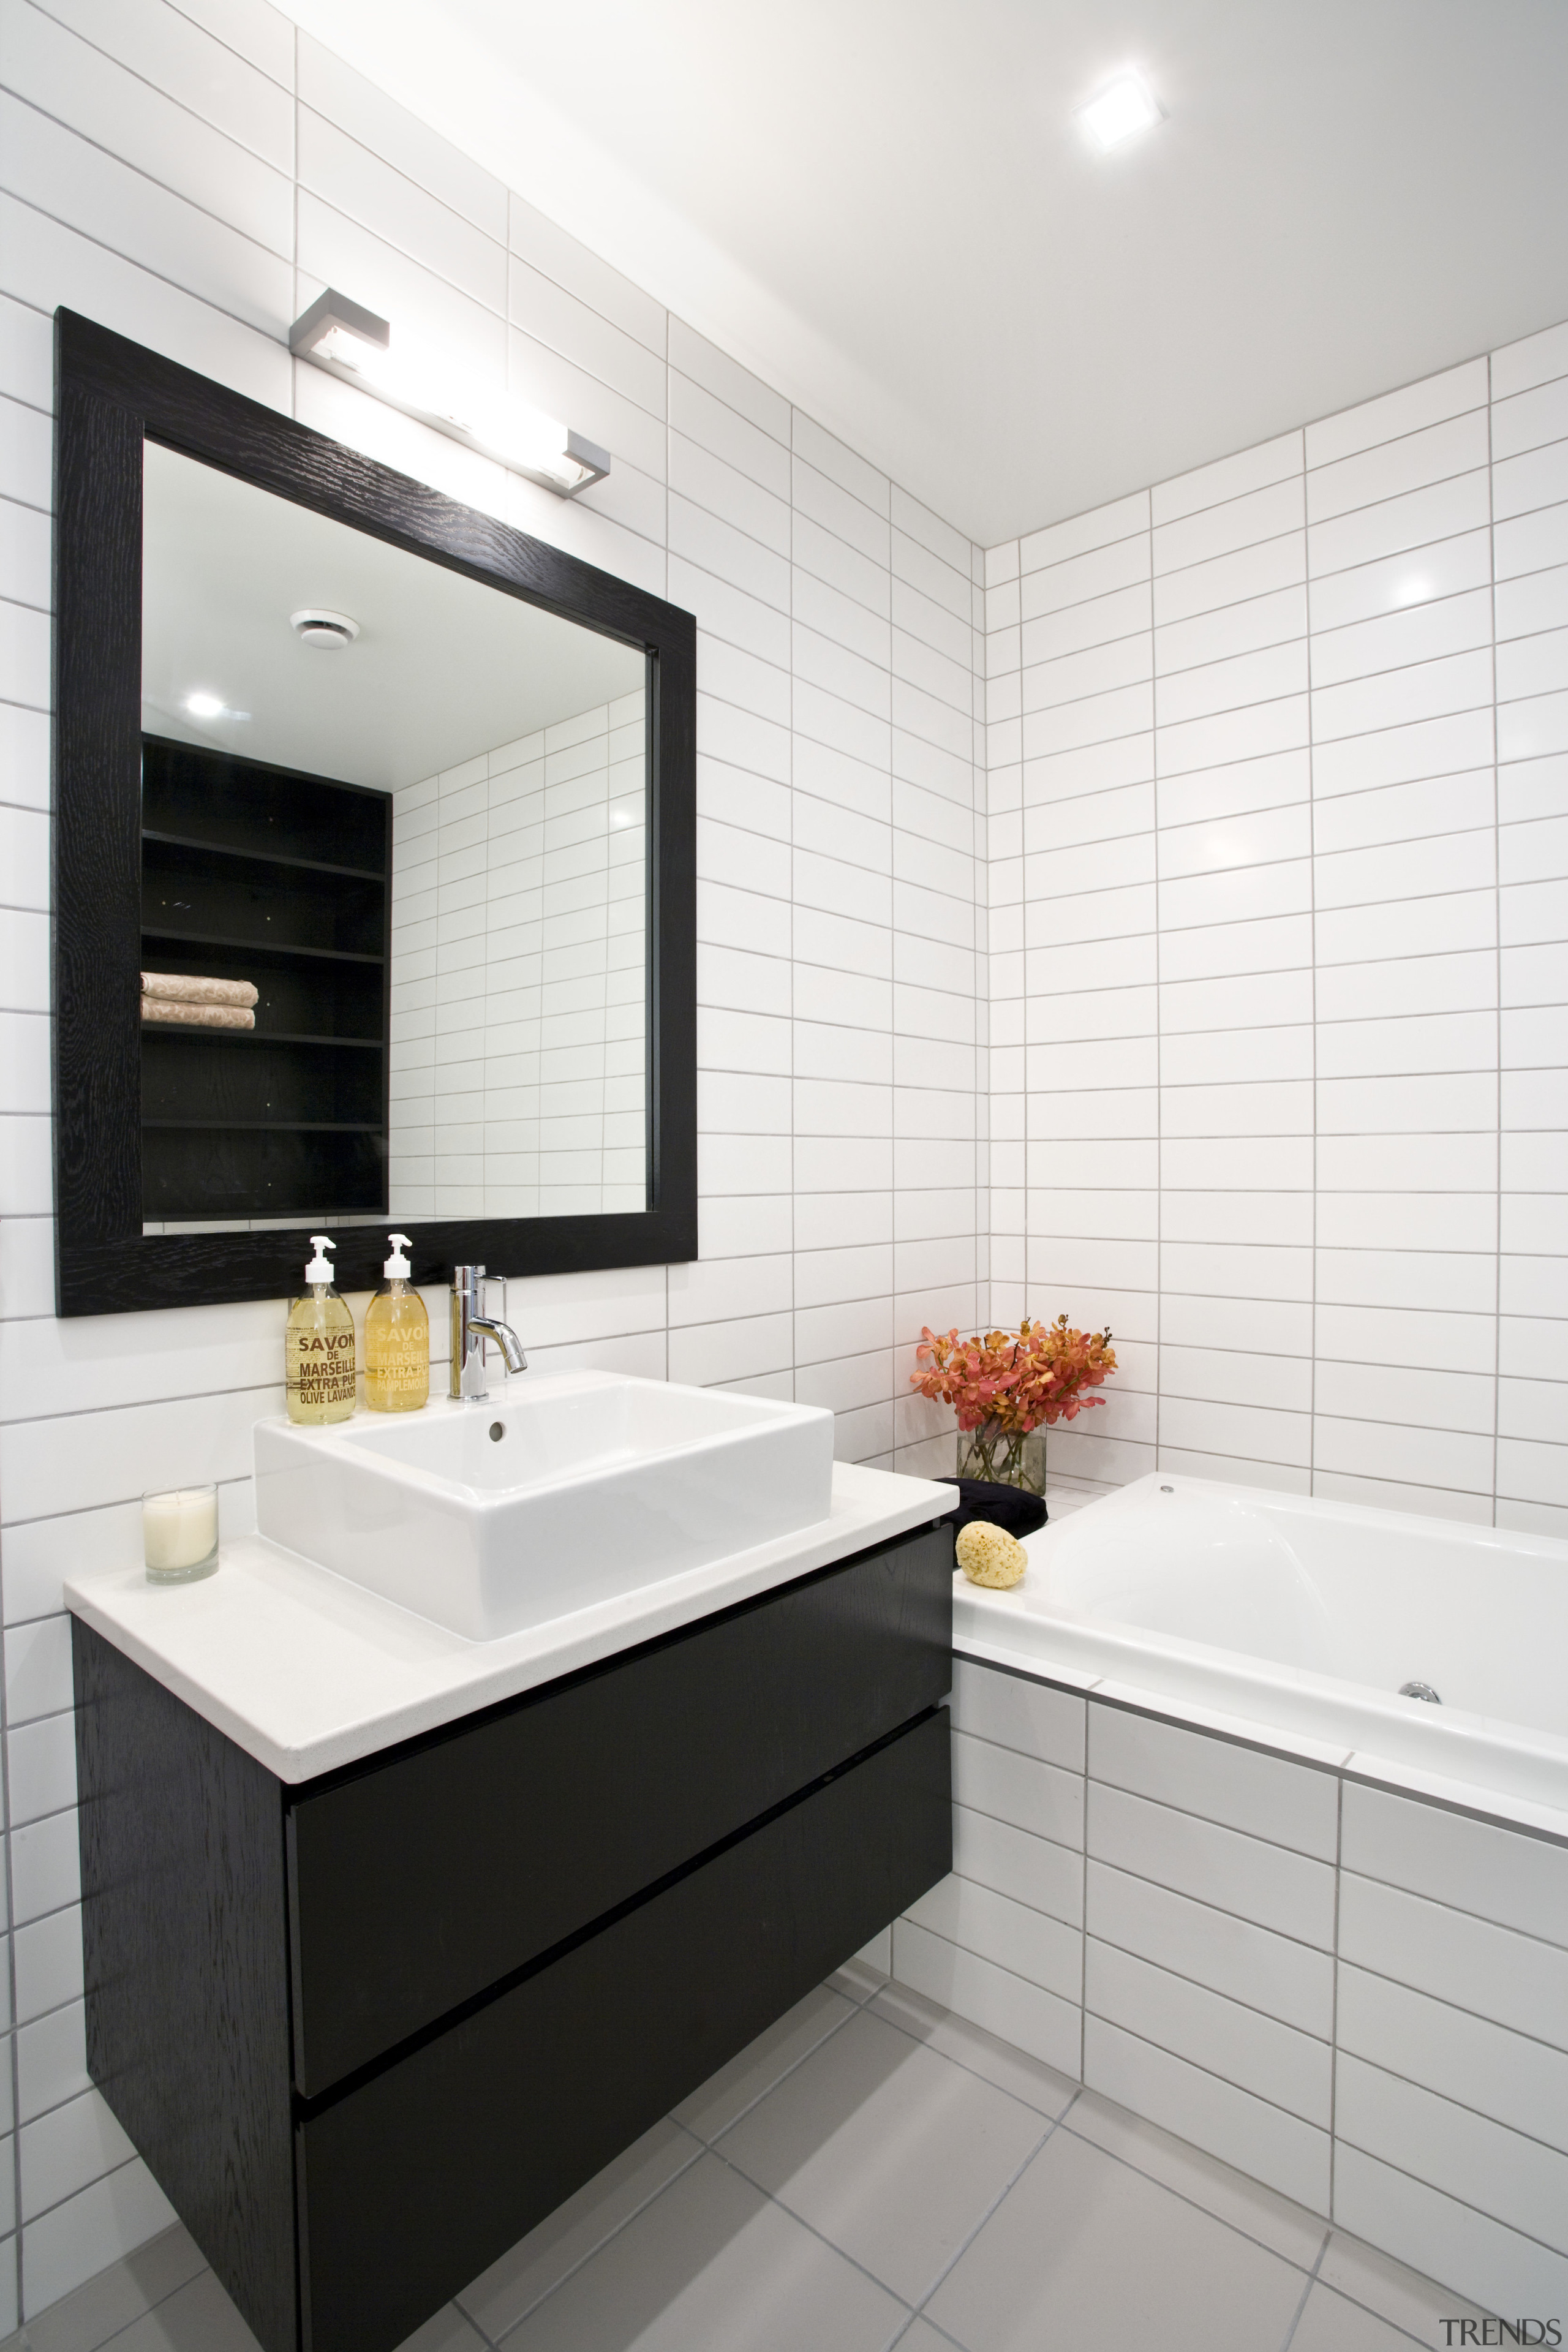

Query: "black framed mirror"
(51, 309), (696, 1317)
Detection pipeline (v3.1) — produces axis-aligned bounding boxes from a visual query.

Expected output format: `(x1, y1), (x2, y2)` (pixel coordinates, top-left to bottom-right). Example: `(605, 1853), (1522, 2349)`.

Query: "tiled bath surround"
(894, 1653), (1568, 2320)
(984, 332), (1568, 1534)
(0, 0), (984, 2321)
(388, 688), (649, 1219)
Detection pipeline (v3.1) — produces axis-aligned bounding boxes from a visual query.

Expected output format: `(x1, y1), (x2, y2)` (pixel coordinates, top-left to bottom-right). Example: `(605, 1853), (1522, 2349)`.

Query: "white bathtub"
(952, 1471), (1568, 1828)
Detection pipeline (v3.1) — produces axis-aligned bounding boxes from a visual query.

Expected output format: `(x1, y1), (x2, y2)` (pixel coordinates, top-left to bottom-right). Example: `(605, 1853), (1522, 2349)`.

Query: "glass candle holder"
(143, 1485), (219, 1583)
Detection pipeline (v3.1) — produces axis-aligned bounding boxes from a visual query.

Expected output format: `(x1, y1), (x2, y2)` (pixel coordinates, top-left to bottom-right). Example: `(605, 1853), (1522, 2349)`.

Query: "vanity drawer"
(296, 1704), (950, 2352)
(287, 1520), (952, 2097)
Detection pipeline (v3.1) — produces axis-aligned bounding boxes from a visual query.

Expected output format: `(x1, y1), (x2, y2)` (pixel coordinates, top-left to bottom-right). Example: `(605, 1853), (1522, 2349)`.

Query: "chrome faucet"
(450, 1265), (527, 1401)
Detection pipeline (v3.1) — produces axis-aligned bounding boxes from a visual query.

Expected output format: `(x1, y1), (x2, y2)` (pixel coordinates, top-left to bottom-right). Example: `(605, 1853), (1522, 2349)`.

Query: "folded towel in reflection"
(140, 995), (255, 1030)
(141, 971), (259, 1008)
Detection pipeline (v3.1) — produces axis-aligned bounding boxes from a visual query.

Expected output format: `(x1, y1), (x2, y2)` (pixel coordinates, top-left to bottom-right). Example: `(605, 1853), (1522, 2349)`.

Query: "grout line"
(1275, 2226), (1332, 2351)
(1052, 2092), (1329, 2275)
(1084, 1921), (1332, 2042)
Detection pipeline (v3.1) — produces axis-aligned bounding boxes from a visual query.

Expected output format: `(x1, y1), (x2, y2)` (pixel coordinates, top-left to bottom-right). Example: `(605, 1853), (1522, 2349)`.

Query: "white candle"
(143, 1487), (219, 1574)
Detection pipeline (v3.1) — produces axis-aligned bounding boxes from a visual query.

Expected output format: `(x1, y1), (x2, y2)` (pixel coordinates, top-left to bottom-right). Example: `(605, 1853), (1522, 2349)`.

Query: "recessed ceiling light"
(1079, 72), (1164, 151)
(182, 690), (249, 723)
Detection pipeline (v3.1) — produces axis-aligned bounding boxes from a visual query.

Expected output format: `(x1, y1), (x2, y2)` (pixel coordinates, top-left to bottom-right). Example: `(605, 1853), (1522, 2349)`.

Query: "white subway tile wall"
(4, 0), (1568, 2327)
(900, 1662), (1568, 2317)
(389, 690), (648, 1220)
(990, 328), (1568, 1534)
(0, 0), (986, 2318)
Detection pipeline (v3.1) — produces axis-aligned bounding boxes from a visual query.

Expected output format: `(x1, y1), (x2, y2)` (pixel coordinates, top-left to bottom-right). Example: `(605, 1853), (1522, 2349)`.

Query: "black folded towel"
(937, 1476), (1048, 1539)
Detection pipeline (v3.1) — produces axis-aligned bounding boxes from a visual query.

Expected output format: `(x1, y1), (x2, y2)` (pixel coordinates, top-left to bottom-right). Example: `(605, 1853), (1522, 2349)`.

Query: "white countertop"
(66, 1460), (954, 1784)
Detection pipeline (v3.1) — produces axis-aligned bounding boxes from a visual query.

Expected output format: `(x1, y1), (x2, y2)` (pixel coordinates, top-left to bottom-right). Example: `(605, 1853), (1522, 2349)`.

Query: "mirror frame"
(51, 309), (696, 1317)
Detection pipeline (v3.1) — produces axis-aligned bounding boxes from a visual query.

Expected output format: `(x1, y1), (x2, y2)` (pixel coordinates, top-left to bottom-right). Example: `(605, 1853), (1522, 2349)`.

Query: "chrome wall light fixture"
(288, 288), (610, 499)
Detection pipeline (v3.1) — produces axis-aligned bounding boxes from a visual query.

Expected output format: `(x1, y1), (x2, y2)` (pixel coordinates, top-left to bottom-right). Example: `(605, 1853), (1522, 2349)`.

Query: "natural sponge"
(956, 1520), (1027, 1590)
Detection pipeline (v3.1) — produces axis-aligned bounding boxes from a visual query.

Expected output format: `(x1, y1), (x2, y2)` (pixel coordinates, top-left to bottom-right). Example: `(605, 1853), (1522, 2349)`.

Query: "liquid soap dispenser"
(285, 1234), (357, 1425)
(364, 1232), (430, 1413)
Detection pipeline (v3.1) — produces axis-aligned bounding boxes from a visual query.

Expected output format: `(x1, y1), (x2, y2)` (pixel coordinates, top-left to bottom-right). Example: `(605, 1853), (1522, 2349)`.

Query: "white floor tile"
(1062, 2089), (1327, 2267)
(88, 2269), (262, 2350)
(1287, 2282), (1427, 2351)
(1317, 2226), (1490, 2345)
(925, 2122), (1308, 2352)
(0, 2225), (202, 2352)
(499, 2152), (906, 2352)
(714, 2007), (1046, 2304)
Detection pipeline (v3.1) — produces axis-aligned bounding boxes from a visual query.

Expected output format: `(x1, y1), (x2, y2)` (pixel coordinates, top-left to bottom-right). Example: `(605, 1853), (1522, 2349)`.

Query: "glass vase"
(955, 1422), (1046, 1494)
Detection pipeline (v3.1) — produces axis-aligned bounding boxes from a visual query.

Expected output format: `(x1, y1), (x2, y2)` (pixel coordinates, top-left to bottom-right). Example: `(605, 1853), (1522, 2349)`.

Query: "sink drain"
(1399, 1680), (1441, 1705)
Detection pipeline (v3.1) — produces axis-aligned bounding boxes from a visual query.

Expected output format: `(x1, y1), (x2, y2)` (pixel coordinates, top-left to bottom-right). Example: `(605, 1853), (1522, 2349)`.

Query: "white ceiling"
(273, 0), (1568, 547)
(142, 442), (644, 789)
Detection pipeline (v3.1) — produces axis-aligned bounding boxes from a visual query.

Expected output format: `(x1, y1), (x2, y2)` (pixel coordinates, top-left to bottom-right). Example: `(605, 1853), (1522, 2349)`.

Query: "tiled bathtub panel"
(890, 1919), (1083, 2078)
(1335, 2050), (1568, 2258)
(1085, 1859), (1334, 2036)
(1333, 2143), (1568, 2325)
(1335, 1961), (1568, 2155)
(905, 1658), (1568, 2296)
(1340, 1779), (1568, 1947)
(1336, 1871), (1568, 2051)
(902, 1871), (1082, 2004)
(950, 1727), (1085, 1851)
(950, 1657), (1086, 1770)
(951, 1802), (1084, 1929)
(1085, 1938), (1331, 2126)
(1087, 1700), (1340, 1858)
(1083, 2016), (1332, 2215)
(1086, 1780), (1336, 1948)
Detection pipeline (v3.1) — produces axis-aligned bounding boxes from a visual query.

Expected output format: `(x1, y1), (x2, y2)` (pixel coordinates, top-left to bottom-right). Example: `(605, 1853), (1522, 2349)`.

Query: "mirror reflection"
(139, 442), (649, 1234)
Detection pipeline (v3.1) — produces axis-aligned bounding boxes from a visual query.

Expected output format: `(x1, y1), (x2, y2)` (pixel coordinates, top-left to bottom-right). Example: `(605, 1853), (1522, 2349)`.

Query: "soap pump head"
(304, 1234), (336, 1286)
(384, 1232), (412, 1280)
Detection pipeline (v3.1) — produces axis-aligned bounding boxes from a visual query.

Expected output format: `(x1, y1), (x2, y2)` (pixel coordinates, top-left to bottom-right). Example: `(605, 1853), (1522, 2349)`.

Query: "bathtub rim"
(952, 1474), (1568, 1848)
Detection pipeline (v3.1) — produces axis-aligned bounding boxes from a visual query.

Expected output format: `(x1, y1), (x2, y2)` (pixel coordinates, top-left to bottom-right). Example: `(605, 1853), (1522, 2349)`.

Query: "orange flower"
(911, 1315), (1117, 1434)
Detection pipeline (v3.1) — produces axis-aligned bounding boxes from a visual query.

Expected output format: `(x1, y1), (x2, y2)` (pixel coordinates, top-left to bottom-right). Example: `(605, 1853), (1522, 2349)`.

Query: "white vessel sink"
(253, 1370), (836, 1640)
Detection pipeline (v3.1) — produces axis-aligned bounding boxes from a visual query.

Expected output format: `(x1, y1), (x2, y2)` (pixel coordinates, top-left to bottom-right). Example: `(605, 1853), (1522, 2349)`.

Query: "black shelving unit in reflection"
(139, 734), (392, 1224)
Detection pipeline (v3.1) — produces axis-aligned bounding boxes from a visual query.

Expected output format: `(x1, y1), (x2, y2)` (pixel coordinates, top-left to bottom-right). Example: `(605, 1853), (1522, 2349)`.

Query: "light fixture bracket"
(287, 288), (610, 499)
(288, 286), (391, 364)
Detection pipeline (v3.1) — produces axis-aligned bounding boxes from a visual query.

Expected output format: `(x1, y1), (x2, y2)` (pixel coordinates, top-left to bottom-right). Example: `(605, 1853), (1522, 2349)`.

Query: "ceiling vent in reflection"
(290, 609), (360, 650)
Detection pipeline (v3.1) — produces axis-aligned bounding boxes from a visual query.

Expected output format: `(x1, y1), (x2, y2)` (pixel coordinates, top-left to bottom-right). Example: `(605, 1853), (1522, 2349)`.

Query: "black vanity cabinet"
(72, 1522), (953, 2352)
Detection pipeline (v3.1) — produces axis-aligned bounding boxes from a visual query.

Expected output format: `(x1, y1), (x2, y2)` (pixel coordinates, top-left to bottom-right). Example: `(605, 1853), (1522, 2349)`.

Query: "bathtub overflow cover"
(489, 1422), (505, 1442)
(1399, 1680), (1442, 1705)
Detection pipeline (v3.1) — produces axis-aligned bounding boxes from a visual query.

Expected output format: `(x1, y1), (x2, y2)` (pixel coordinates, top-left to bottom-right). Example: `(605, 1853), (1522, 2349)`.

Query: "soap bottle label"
(285, 1319), (357, 1422)
(364, 1313), (429, 1411)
